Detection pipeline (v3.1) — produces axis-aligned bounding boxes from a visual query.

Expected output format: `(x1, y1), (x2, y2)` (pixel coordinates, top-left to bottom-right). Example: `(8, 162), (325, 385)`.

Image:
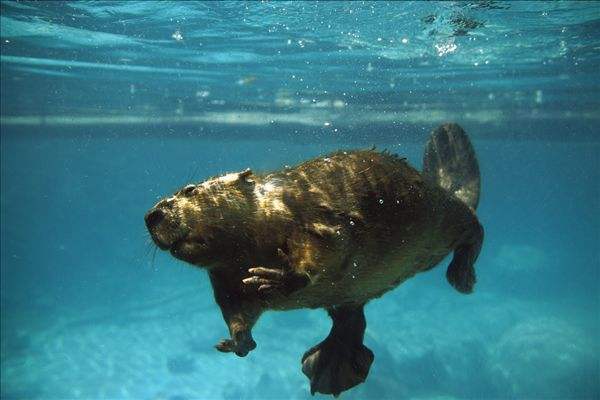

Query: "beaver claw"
(243, 266), (310, 298)
(301, 337), (374, 397)
(243, 267), (285, 293)
(215, 334), (256, 357)
(215, 331), (256, 357)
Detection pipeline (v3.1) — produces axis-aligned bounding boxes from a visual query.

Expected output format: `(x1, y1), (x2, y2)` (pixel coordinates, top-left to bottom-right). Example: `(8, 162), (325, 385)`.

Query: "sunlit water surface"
(1, 2), (599, 399)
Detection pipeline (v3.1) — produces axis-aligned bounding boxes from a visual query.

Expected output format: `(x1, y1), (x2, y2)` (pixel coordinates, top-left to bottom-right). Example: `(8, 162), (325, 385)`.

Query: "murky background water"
(1, 2), (599, 399)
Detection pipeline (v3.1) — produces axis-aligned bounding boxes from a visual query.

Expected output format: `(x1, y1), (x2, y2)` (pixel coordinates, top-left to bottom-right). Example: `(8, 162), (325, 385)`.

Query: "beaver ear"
(238, 168), (254, 183)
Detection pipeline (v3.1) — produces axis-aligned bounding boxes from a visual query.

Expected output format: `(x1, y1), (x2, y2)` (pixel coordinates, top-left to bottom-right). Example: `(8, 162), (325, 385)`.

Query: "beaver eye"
(182, 185), (196, 196)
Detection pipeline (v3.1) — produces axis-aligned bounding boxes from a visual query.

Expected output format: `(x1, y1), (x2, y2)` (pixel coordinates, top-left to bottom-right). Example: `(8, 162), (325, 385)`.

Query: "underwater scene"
(1, 1), (599, 399)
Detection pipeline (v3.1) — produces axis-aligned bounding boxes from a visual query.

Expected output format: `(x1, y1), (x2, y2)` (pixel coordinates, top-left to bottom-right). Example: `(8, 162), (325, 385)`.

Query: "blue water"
(1, 1), (599, 399)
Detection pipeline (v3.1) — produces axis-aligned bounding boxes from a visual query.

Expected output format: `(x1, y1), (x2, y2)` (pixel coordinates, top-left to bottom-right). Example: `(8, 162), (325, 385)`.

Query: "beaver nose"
(145, 209), (164, 230)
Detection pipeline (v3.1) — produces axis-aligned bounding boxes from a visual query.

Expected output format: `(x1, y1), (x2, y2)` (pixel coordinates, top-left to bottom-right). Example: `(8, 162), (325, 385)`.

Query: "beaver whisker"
(144, 238), (154, 254)
(151, 245), (158, 269)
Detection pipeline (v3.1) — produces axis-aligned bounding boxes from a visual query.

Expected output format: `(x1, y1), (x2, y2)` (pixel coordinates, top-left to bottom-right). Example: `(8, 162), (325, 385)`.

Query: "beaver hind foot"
(423, 123), (484, 294)
(302, 340), (373, 397)
(447, 259), (476, 294)
(301, 305), (373, 397)
(446, 221), (484, 294)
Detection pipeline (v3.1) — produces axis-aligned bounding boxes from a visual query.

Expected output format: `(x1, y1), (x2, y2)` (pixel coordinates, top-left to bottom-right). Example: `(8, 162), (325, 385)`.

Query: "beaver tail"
(422, 123), (481, 211)
(423, 123), (484, 294)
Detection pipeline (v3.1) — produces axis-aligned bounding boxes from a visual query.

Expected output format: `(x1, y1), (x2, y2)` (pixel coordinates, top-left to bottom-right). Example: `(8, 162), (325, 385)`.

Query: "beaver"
(145, 123), (484, 397)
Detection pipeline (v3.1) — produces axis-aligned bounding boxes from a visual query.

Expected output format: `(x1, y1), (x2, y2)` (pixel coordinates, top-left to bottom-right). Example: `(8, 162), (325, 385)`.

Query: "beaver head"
(145, 169), (256, 267)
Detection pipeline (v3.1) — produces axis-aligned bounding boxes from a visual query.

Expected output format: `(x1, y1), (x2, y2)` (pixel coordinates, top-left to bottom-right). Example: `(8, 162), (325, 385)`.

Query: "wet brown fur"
(145, 130), (483, 393)
(149, 150), (480, 334)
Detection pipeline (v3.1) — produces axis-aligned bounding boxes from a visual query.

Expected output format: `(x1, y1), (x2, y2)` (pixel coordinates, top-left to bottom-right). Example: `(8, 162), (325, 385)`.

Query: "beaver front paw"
(301, 337), (374, 397)
(242, 267), (309, 299)
(243, 267), (285, 293)
(215, 331), (256, 357)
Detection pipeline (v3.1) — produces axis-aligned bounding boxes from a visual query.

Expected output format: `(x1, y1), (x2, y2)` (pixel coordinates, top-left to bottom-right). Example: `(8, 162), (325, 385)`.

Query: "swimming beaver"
(145, 123), (484, 396)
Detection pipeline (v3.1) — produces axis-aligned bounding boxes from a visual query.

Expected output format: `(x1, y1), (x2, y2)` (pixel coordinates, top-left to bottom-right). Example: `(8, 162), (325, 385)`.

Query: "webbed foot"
(446, 222), (483, 294)
(447, 260), (476, 293)
(301, 337), (374, 397)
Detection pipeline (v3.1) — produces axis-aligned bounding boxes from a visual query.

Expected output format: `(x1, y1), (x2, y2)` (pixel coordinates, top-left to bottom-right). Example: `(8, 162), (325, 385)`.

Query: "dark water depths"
(1, 2), (599, 399)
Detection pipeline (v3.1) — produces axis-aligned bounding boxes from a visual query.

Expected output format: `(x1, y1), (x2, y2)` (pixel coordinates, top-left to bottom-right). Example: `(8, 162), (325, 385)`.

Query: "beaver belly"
(272, 244), (451, 310)
(271, 262), (415, 310)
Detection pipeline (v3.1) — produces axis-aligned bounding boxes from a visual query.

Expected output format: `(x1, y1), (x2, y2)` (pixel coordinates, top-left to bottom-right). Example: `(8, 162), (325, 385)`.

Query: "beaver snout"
(145, 208), (165, 230)
(145, 204), (190, 252)
(145, 207), (175, 250)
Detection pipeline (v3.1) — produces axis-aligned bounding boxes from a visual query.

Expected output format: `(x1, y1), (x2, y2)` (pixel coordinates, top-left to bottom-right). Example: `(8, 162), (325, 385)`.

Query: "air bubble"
(171, 30), (183, 41)
(535, 90), (543, 104)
